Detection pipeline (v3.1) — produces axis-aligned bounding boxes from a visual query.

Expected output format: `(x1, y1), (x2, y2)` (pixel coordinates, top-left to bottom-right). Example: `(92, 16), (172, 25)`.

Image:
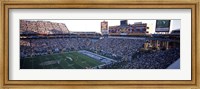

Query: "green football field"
(20, 51), (103, 69)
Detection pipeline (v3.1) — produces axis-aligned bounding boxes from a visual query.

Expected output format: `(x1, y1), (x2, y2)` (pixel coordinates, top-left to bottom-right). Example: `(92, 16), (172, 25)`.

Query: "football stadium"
(20, 20), (180, 69)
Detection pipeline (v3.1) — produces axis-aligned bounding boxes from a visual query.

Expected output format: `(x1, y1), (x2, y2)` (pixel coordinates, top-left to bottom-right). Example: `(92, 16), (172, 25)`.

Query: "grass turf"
(20, 51), (103, 69)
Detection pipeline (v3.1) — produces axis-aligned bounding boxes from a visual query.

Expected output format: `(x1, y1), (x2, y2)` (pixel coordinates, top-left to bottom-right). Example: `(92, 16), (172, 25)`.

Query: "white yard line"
(31, 59), (33, 69)
(78, 50), (117, 62)
(63, 59), (76, 69)
(38, 57), (45, 69)
(46, 55), (56, 69)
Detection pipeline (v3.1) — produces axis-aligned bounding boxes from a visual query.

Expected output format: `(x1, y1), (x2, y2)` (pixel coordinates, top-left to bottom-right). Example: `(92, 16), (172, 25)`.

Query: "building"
(120, 20), (128, 26)
(109, 20), (148, 36)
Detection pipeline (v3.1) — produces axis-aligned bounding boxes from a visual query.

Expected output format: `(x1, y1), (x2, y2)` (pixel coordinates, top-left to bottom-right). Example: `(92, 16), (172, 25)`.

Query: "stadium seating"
(20, 20), (180, 69)
(20, 20), (69, 35)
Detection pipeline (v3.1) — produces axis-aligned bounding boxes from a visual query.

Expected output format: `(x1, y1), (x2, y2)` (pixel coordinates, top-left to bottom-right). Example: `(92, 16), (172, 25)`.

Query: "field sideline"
(20, 51), (103, 69)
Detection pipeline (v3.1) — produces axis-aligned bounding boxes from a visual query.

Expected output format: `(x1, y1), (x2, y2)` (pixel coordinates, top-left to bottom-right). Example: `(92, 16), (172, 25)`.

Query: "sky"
(31, 20), (181, 34)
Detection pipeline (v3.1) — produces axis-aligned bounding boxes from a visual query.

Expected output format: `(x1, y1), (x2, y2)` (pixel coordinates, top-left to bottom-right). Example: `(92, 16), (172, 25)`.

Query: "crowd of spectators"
(20, 20), (69, 35)
(20, 37), (145, 62)
(20, 20), (180, 69)
(20, 37), (180, 69)
(102, 48), (180, 69)
(88, 38), (145, 61)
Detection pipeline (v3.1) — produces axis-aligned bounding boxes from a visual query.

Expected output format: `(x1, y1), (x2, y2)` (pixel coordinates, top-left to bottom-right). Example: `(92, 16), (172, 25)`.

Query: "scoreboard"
(101, 21), (108, 30)
(101, 21), (108, 35)
(155, 20), (171, 32)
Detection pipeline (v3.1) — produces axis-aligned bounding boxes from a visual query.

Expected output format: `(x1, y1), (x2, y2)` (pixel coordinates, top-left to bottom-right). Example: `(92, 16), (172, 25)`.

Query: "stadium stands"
(20, 20), (69, 35)
(20, 38), (145, 61)
(102, 48), (180, 69)
(20, 20), (180, 69)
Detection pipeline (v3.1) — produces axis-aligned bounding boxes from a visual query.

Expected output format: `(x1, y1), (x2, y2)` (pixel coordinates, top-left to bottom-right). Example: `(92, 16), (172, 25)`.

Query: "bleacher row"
(20, 20), (69, 35)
